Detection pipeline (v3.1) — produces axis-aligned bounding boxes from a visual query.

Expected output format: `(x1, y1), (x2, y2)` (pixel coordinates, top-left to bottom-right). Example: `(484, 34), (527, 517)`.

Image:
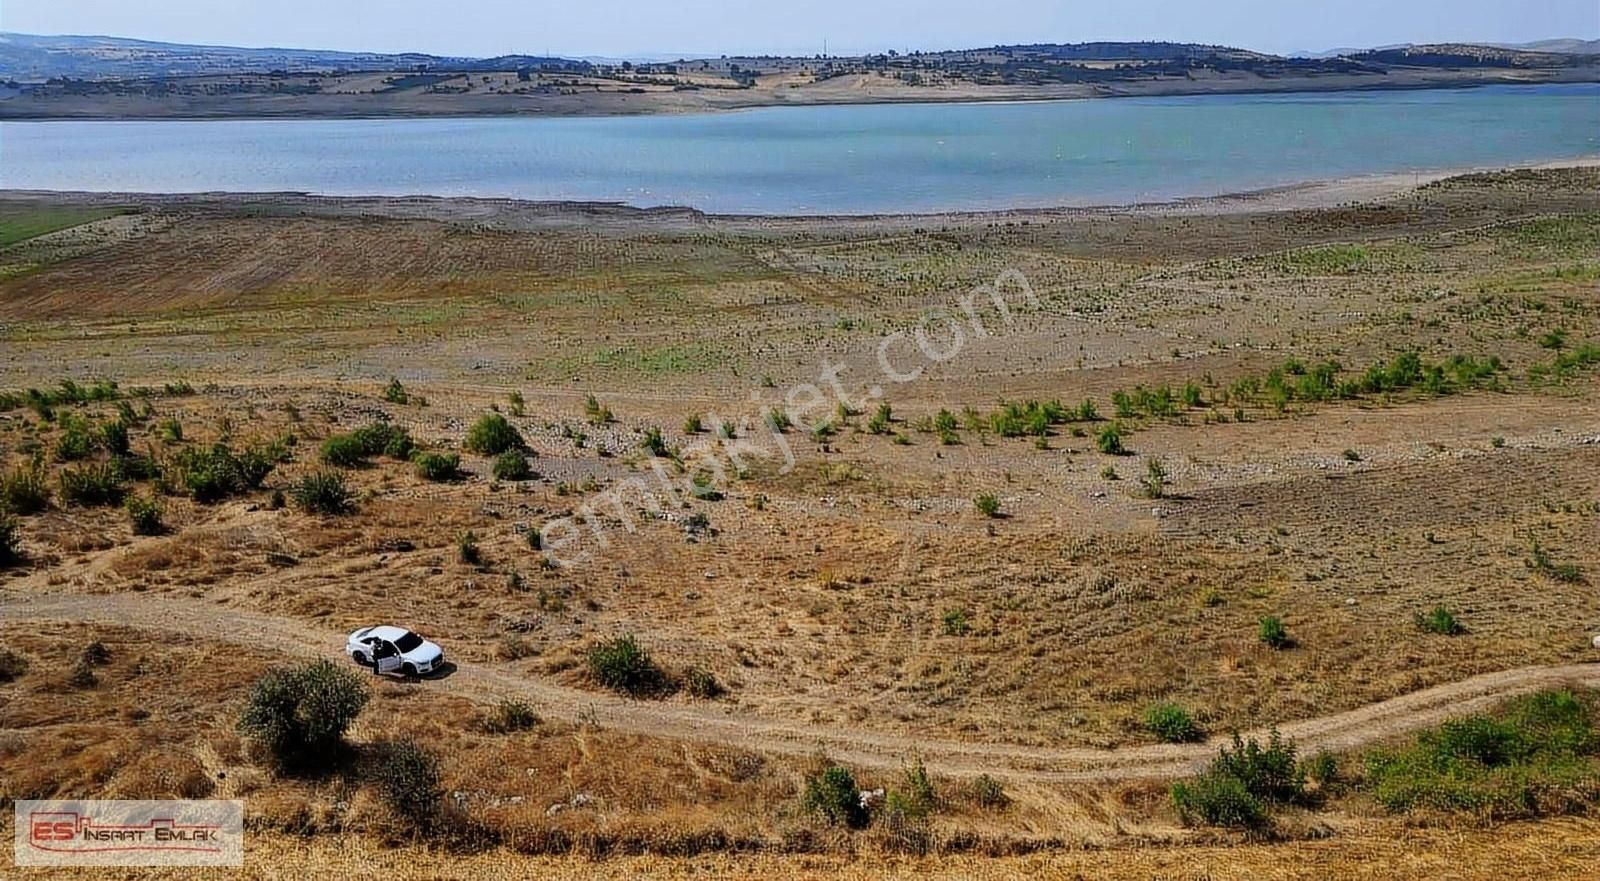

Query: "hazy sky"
(4, 0), (1596, 58)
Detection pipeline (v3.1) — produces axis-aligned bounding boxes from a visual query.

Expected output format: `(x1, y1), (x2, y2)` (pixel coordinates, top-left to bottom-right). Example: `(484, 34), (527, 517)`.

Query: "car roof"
(362, 625), (413, 641)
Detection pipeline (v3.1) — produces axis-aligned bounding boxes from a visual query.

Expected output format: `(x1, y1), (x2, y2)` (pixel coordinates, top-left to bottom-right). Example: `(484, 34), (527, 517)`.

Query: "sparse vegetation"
(292, 470), (355, 515)
(1258, 616), (1292, 649)
(125, 494), (164, 535)
(370, 739), (444, 832)
(491, 450), (531, 480)
(588, 635), (667, 696)
(1415, 606), (1465, 636)
(1145, 703), (1204, 743)
(465, 413), (524, 455)
(974, 493), (1001, 518)
(58, 462), (125, 507)
(414, 451), (460, 482)
(802, 764), (868, 829)
(0, 513), (21, 567)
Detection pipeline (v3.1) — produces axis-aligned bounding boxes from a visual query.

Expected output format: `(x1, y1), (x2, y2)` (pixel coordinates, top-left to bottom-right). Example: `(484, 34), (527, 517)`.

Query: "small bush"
(319, 434), (368, 467)
(174, 443), (274, 502)
(583, 394), (613, 425)
(0, 648), (28, 681)
(1305, 752), (1339, 786)
(237, 659), (369, 771)
(891, 757), (939, 819)
(125, 495), (164, 536)
(766, 408), (792, 432)
(682, 667), (724, 699)
(0, 514), (22, 567)
(68, 659), (98, 689)
(59, 462), (125, 507)
(414, 451), (460, 482)
(588, 635), (667, 696)
(353, 422), (414, 460)
(802, 765), (868, 828)
(973, 493), (1001, 518)
(1213, 730), (1306, 804)
(483, 699), (539, 733)
(465, 413), (524, 455)
(1258, 615), (1292, 649)
(1528, 541), (1584, 583)
(292, 471), (355, 515)
(371, 739), (444, 832)
(82, 641), (112, 665)
(1, 463), (51, 514)
(1097, 422), (1126, 455)
(384, 377), (409, 404)
(1145, 702), (1204, 743)
(683, 413), (704, 434)
(55, 419), (98, 461)
(941, 608), (970, 636)
(971, 774), (1008, 809)
(158, 417), (183, 442)
(1415, 606), (1465, 636)
(1140, 457), (1168, 499)
(457, 531), (482, 566)
(491, 451), (531, 481)
(641, 426), (669, 457)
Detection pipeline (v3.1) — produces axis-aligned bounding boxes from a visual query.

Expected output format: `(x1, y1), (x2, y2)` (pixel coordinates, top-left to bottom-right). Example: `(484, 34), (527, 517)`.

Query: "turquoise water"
(1, 84), (1596, 214)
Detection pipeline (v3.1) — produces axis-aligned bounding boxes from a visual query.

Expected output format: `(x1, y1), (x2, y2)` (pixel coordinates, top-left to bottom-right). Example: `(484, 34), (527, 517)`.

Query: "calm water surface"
(1, 84), (1596, 214)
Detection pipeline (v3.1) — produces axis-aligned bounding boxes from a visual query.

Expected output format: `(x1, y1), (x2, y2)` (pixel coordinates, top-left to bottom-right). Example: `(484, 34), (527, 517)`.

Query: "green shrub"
(1145, 703), (1204, 743)
(1097, 422), (1126, 455)
(99, 420), (130, 456)
(802, 765), (868, 828)
(491, 451), (531, 481)
(941, 608), (970, 636)
(974, 493), (1001, 518)
(0, 513), (21, 567)
(1305, 752), (1339, 786)
(55, 419), (97, 461)
(319, 434), (368, 467)
(1213, 730), (1306, 804)
(384, 377), (409, 405)
(583, 394), (613, 425)
(352, 422), (414, 459)
(587, 635), (667, 696)
(174, 443), (273, 502)
(866, 403), (892, 434)
(766, 408), (792, 432)
(1171, 772), (1268, 829)
(157, 417), (183, 442)
(1365, 689), (1597, 817)
(891, 757), (939, 819)
(1528, 541), (1584, 583)
(483, 699), (539, 734)
(1415, 606), (1465, 636)
(641, 426), (669, 457)
(237, 659), (369, 770)
(1140, 457), (1168, 499)
(1, 463), (51, 514)
(370, 739), (444, 832)
(1258, 615), (1292, 649)
(292, 471), (355, 515)
(414, 452), (460, 482)
(0, 647), (28, 681)
(59, 462), (125, 507)
(125, 495), (164, 536)
(465, 413), (524, 455)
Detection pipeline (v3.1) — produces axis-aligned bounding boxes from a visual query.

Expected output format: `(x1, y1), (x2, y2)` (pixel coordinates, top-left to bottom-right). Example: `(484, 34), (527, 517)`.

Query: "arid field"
(2, 167), (1598, 877)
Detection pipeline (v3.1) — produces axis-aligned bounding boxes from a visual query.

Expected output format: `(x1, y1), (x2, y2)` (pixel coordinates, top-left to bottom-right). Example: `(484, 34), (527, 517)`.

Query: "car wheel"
(353, 652), (368, 666)
(402, 663), (417, 677)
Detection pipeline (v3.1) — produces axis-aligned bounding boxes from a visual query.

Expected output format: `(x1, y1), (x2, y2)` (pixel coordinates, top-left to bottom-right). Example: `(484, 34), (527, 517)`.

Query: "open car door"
(374, 641), (404, 674)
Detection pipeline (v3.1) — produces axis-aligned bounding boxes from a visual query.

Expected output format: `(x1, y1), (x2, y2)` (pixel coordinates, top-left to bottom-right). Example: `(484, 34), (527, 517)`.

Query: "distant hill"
(1502, 39), (1600, 55)
(1351, 43), (1597, 68)
(0, 33), (581, 80)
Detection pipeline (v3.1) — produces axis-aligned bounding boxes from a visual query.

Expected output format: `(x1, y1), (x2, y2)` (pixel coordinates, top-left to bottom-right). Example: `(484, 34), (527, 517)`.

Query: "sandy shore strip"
(2, 157), (1596, 232)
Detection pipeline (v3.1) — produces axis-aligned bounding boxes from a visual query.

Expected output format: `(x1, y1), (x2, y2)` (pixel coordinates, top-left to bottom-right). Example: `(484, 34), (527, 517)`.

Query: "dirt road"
(5, 591), (1594, 782)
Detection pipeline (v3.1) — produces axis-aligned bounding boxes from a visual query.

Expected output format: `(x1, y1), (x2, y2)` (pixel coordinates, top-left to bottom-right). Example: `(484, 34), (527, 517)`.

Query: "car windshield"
(393, 631), (424, 652)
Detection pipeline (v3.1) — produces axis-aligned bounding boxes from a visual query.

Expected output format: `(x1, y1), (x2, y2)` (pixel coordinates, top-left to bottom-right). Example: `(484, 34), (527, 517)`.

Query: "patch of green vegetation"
(1145, 703), (1204, 743)
(1365, 689), (1599, 818)
(1497, 214), (1600, 259)
(802, 764), (868, 829)
(1171, 730), (1306, 830)
(1273, 243), (1371, 275)
(414, 452), (461, 482)
(588, 635), (667, 696)
(0, 206), (133, 247)
(1414, 606), (1465, 636)
(465, 413), (524, 456)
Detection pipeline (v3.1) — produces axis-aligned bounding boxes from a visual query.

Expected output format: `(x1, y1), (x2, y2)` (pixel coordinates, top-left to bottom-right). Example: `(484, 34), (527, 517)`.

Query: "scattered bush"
(99, 420), (131, 456)
(941, 608), (970, 636)
(1171, 772), (1268, 829)
(319, 434), (368, 467)
(237, 659), (369, 771)
(491, 451), (531, 481)
(1415, 606), (1465, 636)
(683, 413), (704, 434)
(583, 394), (613, 425)
(971, 774), (1009, 809)
(1140, 457), (1168, 499)
(0, 647), (28, 681)
(1097, 422), (1126, 455)
(766, 408), (792, 432)
(641, 427), (669, 457)
(973, 493), (1001, 518)
(1145, 703), (1204, 743)
(889, 757), (939, 819)
(1, 462), (51, 514)
(125, 495), (164, 536)
(866, 403), (892, 434)
(174, 443), (274, 502)
(457, 531), (482, 566)
(384, 377), (409, 404)
(682, 667), (724, 699)
(802, 764), (868, 828)
(59, 462), (125, 507)
(157, 417), (183, 442)
(482, 699), (539, 734)
(588, 635), (667, 696)
(82, 641), (112, 665)
(370, 739), (444, 832)
(0, 513), (21, 567)
(1528, 541), (1584, 583)
(465, 413), (524, 455)
(68, 659), (98, 689)
(1171, 730), (1304, 830)
(414, 451), (460, 482)
(1258, 616), (1292, 649)
(1305, 752), (1339, 787)
(292, 471), (355, 515)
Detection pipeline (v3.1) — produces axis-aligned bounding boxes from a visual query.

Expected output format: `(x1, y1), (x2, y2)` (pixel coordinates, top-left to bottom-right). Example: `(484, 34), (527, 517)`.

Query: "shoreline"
(2, 158), (1597, 227)
(2, 72), (1596, 122)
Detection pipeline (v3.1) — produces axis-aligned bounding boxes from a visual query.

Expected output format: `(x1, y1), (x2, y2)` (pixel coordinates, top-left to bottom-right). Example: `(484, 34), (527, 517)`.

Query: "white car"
(345, 625), (445, 677)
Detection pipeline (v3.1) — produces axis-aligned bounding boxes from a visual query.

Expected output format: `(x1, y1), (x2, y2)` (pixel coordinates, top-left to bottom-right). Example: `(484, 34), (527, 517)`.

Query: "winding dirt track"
(5, 592), (1595, 783)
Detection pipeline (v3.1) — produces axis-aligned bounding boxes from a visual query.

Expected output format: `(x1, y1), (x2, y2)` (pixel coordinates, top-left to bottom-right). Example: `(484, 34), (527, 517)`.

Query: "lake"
(1, 84), (1596, 214)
